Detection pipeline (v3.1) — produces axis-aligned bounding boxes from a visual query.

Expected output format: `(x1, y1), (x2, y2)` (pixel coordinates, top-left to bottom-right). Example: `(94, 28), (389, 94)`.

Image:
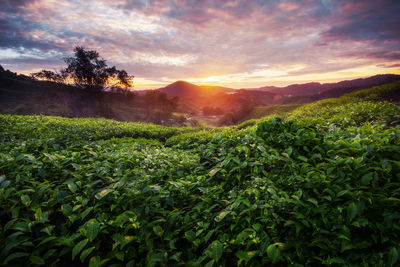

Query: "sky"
(1, 0), (400, 89)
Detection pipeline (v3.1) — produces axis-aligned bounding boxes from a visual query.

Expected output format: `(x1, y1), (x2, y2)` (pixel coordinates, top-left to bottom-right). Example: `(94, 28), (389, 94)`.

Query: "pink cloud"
(1, 0), (399, 88)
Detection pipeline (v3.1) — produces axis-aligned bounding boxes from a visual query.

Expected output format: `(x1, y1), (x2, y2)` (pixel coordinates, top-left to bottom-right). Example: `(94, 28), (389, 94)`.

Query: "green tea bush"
(247, 104), (303, 120)
(345, 81), (400, 102)
(288, 101), (400, 129)
(0, 115), (199, 143)
(165, 130), (220, 147)
(1, 83), (400, 266)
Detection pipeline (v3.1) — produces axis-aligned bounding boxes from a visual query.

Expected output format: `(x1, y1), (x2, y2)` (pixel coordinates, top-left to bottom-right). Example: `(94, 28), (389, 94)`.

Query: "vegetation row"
(1, 82), (400, 266)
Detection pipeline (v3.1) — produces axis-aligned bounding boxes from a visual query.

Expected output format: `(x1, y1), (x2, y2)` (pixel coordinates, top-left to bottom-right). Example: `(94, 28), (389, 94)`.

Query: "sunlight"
(202, 76), (224, 83)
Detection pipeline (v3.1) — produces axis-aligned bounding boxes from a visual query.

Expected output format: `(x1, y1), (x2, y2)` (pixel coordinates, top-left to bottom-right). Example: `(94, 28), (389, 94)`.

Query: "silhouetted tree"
(31, 70), (65, 83)
(29, 47), (134, 91)
(63, 47), (133, 91)
(142, 91), (178, 123)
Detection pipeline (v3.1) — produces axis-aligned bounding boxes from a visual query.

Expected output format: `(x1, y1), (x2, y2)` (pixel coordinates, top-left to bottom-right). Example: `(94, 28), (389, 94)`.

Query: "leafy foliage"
(30, 70), (65, 83)
(1, 83), (400, 266)
(63, 47), (133, 91)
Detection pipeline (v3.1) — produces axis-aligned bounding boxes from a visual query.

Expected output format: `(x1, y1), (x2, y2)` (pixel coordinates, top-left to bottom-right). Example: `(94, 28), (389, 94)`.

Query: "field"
(1, 82), (400, 266)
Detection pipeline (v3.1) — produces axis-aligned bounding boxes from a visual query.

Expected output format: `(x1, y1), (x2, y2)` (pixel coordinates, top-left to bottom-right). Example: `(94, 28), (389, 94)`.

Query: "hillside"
(158, 81), (234, 99)
(1, 82), (400, 266)
(2, 65), (400, 127)
(237, 81), (400, 128)
(0, 68), (183, 125)
(157, 81), (277, 112)
(255, 74), (400, 96)
(156, 75), (400, 114)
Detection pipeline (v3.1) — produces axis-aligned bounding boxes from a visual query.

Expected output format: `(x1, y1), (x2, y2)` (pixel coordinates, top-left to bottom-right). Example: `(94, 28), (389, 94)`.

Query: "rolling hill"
(254, 74), (400, 96)
(158, 80), (234, 99)
(2, 64), (400, 126)
(156, 81), (277, 113)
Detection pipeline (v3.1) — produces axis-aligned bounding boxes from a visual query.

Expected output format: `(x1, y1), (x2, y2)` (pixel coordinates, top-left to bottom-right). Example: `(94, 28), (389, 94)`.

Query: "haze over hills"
(249, 74), (400, 96)
(150, 74), (400, 100)
(155, 81), (277, 112)
(147, 74), (400, 111)
(158, 80), (234, 99)
(2, 63), (400, 126)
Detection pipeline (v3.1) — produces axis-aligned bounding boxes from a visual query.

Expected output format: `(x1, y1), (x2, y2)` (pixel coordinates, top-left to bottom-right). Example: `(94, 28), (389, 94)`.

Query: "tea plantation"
(1, 83), (400, 266)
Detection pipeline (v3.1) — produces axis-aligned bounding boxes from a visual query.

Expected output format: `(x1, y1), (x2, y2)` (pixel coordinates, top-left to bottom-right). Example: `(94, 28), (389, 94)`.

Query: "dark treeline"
(0, 47), (183, 125)
(0, 65), (182, 125)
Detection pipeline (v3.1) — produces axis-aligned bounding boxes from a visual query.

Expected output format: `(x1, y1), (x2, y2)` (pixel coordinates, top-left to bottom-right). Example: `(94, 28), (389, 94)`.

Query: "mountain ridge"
(158, 80), (234, 99)
(136, 74), (400, 99)
(254, 74), (400, 96)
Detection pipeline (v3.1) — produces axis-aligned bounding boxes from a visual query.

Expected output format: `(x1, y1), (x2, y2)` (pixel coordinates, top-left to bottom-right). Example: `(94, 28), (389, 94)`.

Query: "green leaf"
(236, 250), (256, 265)
(86, 219), (100, 241)
(95, 188), (112, 200)
(388, 247), (399, 266)
(215, 210), (230, 222)
(185, 231), (196, 242)
(66, 181), (77, 193)
(307, 198), (318, 206)
(89, 256), (101, 267)
(153, 226), (164, 237)
(168, 181), (181, 188)
(61, 204), (72, 216)
(331, 257), (346, 264)
(347, 202), (358, 222)
(29, 255), (45, 265)
(81, 207), (93, 219)
(34, 208), (43, 221)
(21, 195), (31, 206)
(204, 260), (215, 267)
(267, 243), (284, 263)
(72, 239), (89, 260)
(4, 252), (29, 264)
(361, 172), (373, 185)
(38, 236), (57, 247)
(209, 168), (220, 177)
(80, 247), (95, 262)
(115, 251), (124, 261)
(210, 240), (223, 262)
(298, 156), (308, 162)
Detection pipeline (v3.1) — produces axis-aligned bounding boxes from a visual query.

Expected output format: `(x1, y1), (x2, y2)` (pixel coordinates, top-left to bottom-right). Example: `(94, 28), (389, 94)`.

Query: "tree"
(29, 47), (134, 91)
(62, 46), (133, 91)
(142, 91), (179, 124)
(31, 69), (65, 83)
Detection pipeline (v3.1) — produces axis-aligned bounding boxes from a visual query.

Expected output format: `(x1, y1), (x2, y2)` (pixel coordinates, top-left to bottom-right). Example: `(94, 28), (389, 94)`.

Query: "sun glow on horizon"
(2, 0), (399, 90)
(17, 61), (400, 90)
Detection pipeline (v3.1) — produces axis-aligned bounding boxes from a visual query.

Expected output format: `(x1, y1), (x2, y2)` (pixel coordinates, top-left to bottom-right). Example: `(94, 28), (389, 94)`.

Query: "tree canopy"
(30, 69), (65, 83)
(63, 47), (133, 91)
(31, 47), (133, 91)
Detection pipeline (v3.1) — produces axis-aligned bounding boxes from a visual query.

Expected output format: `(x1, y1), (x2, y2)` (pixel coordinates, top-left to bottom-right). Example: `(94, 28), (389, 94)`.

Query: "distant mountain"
(155, 81), (278, 112)
(209, 89), (277, 111)
(3, 62), (400, 125)
(255, 74), (400, 96)
(158, 80), (234, 99)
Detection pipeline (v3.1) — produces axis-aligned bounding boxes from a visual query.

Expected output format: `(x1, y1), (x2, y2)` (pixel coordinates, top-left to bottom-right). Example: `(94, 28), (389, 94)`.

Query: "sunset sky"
(1, 0), (399, 89)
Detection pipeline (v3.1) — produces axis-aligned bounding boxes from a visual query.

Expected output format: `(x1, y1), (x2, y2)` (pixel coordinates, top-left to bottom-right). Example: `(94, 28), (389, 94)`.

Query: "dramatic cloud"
(1, 0), (399, 88)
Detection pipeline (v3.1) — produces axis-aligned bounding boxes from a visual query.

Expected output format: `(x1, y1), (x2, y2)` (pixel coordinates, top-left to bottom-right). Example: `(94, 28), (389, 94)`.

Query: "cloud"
(322, 1), (400, 42)
(0, 0), (36, 13)
(2, 0), (399, 88)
